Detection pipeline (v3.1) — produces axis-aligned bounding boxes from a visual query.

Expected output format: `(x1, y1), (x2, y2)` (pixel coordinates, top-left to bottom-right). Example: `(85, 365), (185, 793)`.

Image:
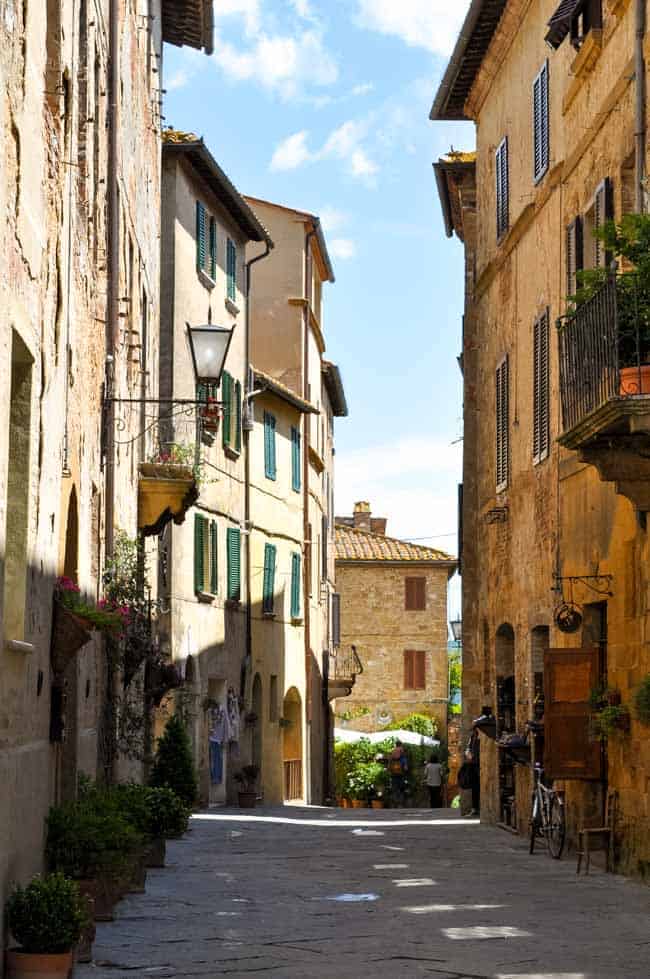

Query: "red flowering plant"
(54, 576), (124, 634)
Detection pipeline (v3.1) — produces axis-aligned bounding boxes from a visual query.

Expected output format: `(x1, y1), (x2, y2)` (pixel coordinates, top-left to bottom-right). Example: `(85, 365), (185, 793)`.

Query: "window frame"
(227, 238), (237, 302)
(194, 514), (218, 596)
(290, 552), (301, 619)
(227, 527), (241, 602)
(532, 60), (550, 185)
(196, 200), (217, 282)
(405, 577), (426, 612)
(533, 309), (550, 466)
(495, 137), (509, 241)
(404, 650), (426, 691)
(291, 425), (301, 492)
(262, 543), (277, 614)
(496, 355), (510, 493)
(264, 411), (277, 480)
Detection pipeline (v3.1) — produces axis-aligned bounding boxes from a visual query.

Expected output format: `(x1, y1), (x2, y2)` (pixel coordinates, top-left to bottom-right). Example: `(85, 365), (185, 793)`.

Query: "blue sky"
(163, 1), (473, 615)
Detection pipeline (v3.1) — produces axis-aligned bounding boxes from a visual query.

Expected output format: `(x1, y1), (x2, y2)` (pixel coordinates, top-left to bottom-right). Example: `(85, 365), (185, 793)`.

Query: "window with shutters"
(227, 238), (237, 302)
(195, 201), (217, 281)
(583, 178), (613, 270)
(495, 356), (510, 492)
(405, 577), (426, 611)
(290, 552), (301, 619)
(533, 310), (550, 465)
(291, 426), (301, 492)
(227, 527), (241, 602)
(264, 411), (277, 480)
(220, 372), (241, 453)
(194, 514), (218, 595)
(262, 543), (277, 614)
(404, 650), (426, 690)
(566, 216), (583, 297)
(495, 137), (509, 240)
(331, 593), (341, 647)
(532, 61), (549, 184)
(321, 515), (328, 580)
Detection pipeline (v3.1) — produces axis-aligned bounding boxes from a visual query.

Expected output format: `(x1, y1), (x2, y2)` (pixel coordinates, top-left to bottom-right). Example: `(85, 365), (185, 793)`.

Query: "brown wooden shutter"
(404, 650), (414, 689)
(544, 648), (602, 780)
(566, 217), (583, 296)
(533, 310), (550, 464)
(415, 651), (426, 689)
(405, 577), (426, 610)
(496, 356), (510, 491)
(496, 137), (509, 239)
(405, 578), (414, 610)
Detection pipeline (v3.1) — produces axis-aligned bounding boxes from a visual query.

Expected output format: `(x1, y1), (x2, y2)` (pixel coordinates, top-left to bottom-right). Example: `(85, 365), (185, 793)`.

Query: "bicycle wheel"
(547, 795), (566, 859)
(529, 794), (541, 854)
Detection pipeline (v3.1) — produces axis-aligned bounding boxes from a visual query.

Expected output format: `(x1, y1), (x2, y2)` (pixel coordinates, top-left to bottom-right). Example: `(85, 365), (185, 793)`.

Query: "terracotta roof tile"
(335, 524), (455, 564)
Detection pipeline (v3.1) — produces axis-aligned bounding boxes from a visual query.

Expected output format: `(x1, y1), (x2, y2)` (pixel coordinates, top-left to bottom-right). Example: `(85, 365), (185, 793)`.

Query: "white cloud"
(319, 206), (348, 232)
(270, 131), (313, 171)
(355, 0), (469, 56)
(323, 119), (367, 159)
(352, 82), (374, 97)
(329, 238), (357, 259)
(212, 2), (337, 100)
(166, 68), (190, 91)
(350, 148), (378, 178)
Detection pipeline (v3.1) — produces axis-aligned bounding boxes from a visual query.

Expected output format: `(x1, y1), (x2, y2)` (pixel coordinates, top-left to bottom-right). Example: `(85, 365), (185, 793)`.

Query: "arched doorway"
(495, 624), (516, 827)
(63, 486), (79, 583)
(251, 673), (263, 774)
(282, 687), (303, 802)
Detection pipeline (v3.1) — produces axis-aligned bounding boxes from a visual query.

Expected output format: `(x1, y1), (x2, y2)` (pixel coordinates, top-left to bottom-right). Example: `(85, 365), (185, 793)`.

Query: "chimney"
(353, 501), (372, 532)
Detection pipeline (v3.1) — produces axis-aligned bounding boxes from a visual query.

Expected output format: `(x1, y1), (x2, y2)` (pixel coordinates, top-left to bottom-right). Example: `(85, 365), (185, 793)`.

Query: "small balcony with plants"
(557, 215), (650, 510)
(138, 442), (200, 536)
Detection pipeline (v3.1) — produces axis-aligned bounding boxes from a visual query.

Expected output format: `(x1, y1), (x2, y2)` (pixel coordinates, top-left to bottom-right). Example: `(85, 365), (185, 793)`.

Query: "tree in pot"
(234, 765), (259, 807)
(5, 873), (88, 979)
(150, 714), (198, 808)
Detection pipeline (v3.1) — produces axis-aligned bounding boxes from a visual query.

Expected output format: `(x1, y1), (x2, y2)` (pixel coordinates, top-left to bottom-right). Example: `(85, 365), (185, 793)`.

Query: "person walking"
(389, 740), (408, 807)
(423, 752), (443, 808)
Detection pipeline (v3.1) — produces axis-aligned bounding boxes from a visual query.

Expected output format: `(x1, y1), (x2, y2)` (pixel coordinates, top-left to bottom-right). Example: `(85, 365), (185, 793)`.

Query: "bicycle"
(529, 762), (566, 859)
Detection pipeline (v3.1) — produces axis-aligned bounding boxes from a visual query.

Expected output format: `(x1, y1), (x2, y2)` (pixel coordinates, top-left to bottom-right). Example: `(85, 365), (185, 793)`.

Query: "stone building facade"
(246, 198), (348, 804)
(0, 0), (212, 937)
(432, 0), (650, 873)
(334, 504), (456, 739)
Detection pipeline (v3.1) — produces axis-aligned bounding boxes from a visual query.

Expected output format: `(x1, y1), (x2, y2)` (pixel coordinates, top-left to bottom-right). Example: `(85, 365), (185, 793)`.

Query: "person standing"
(389, 740), (408, 807)
(423, 752), (443, 808)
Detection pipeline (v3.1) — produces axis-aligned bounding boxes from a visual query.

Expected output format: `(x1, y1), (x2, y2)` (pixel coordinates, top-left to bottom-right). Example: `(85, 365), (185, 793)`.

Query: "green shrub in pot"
(45, 803), (143, 881)
(6, 873), (88, 954)
(150, 714), (198, 807)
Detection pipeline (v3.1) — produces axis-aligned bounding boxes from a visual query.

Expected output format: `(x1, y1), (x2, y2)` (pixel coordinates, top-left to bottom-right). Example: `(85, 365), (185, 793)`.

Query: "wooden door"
(544, 648), (601, 780)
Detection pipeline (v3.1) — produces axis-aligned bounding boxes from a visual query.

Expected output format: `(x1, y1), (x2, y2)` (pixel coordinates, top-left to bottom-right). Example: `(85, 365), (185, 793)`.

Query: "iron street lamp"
(187, 323), (234, 387)
(450, 618), (462, 644)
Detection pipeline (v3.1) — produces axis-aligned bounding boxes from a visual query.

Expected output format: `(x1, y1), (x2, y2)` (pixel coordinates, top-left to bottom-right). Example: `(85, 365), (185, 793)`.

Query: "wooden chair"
(576, 790), (617, 875)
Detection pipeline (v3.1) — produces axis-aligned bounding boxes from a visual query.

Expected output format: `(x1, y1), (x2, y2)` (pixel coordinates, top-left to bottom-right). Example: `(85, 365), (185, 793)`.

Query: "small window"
(496, 356), (510, 492)
(262, 544), (277, 613)
(545, 0), (602, 51)
(195, 201), (216, 280)
(566, 217), (584, 297)
(290, 552), (301, 619)
(194, 515), (218, 595)
(404, 650), (426, 690)
(495, 137), (509, 240)
(405, 577), (426, 611)
(291, 425), (301, 492)
(227, 527), (241, 601)
(227, 238), (237, 302)
(264, 411), (277, 480)
(533, 310), (550, 465)
(532, 61), (549, 184)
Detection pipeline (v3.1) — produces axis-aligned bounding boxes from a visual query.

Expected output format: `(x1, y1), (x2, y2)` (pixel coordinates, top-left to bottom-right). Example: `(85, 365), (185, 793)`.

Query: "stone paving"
(77, 806), (650, 978)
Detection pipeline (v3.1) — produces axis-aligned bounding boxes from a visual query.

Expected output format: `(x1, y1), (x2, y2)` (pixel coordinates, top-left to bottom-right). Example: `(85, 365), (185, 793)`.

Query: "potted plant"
(234, 765), (259, 808)
(590, 703), (631, 740)
(51, 577), (125, 675)
(5, 873), (88, 979)
(138, 443), (199, 535)
(150, 714), (198, 808)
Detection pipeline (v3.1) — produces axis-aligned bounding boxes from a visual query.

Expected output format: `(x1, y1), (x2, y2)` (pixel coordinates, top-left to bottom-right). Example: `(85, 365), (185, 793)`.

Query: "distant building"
(334, 503), (456, 739)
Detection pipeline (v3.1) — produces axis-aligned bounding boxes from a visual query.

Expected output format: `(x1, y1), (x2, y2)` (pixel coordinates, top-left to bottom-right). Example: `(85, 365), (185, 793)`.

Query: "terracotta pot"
(238, 791), (257, 808)
(620, 364), (650, 395)
(50, 602), (92, 675)
(77, 877), (115, 922)
(145, 836), (166, 868)
(371, 800), (385, 809)
(341, 798), (351, 809)
(351, 799), (365, 809)
(6, 949), (73, 979)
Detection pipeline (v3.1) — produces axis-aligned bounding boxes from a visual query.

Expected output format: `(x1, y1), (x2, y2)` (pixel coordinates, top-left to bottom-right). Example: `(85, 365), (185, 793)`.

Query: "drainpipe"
(303, 221), (318, 805)
(242, 241), (273, 701)
(635, 0), (646, 213)
(105, 0), (119, 562)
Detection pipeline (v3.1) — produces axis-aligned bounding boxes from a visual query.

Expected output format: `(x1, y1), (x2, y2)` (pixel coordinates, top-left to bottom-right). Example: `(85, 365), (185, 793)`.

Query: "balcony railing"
(332, 645), (363, 683)
(558, 272), (650, 441)
(283, 759), (302, 801)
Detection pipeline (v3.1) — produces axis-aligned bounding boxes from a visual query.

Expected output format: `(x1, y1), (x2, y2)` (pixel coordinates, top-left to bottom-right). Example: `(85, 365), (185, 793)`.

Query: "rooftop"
(161, 0), (214, 55)
(336, 523), (455, 567)
(252, 368), (319, 415)
(244, 195), (335, 284)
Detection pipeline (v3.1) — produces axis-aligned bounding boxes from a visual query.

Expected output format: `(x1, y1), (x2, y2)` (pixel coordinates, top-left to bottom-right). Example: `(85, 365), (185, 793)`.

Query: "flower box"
(50, 603), (92, 675)
(138, 463), (198, 536)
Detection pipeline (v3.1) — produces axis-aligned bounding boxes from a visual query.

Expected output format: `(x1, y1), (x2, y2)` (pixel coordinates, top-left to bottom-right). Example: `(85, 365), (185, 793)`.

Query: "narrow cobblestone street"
(77, 807), (650, 979)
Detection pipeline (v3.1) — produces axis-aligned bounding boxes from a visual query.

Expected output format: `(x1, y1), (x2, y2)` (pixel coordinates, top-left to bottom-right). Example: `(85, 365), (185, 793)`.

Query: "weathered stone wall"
(457, 0), (650, 870)
(334, 563), (450, 738)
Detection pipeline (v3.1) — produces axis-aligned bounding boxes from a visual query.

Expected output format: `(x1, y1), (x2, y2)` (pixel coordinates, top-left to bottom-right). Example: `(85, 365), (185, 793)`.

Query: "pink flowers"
(55, 576), (80, 594)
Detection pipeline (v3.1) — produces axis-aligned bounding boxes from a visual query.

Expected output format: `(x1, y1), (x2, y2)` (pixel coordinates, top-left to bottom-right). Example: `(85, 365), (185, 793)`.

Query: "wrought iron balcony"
(558, 271), (650, 509)
(328, 645), (363, 701)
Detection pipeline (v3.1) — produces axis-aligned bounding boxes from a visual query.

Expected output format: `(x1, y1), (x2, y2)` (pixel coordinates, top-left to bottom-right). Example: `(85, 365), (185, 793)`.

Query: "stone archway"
(282, 687), (303, 802)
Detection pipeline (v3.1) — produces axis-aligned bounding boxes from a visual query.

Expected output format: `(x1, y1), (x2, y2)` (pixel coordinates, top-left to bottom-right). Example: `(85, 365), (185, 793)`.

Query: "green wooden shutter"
(291, 426), (301, 492)
(222, 371), (232, 448)
(235, 380), (242, 452)
(227, 239), (237, 301)
(264, 412), (276, 480)
(210, 521), (218, 594)
(291, 552), (301, 619)
(196, 201), (206, 272)
(227, 528), (241, 601)
(263, 544), (276, 613)
(209, 217), (217, 279)
(194, 514), (205, 593)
